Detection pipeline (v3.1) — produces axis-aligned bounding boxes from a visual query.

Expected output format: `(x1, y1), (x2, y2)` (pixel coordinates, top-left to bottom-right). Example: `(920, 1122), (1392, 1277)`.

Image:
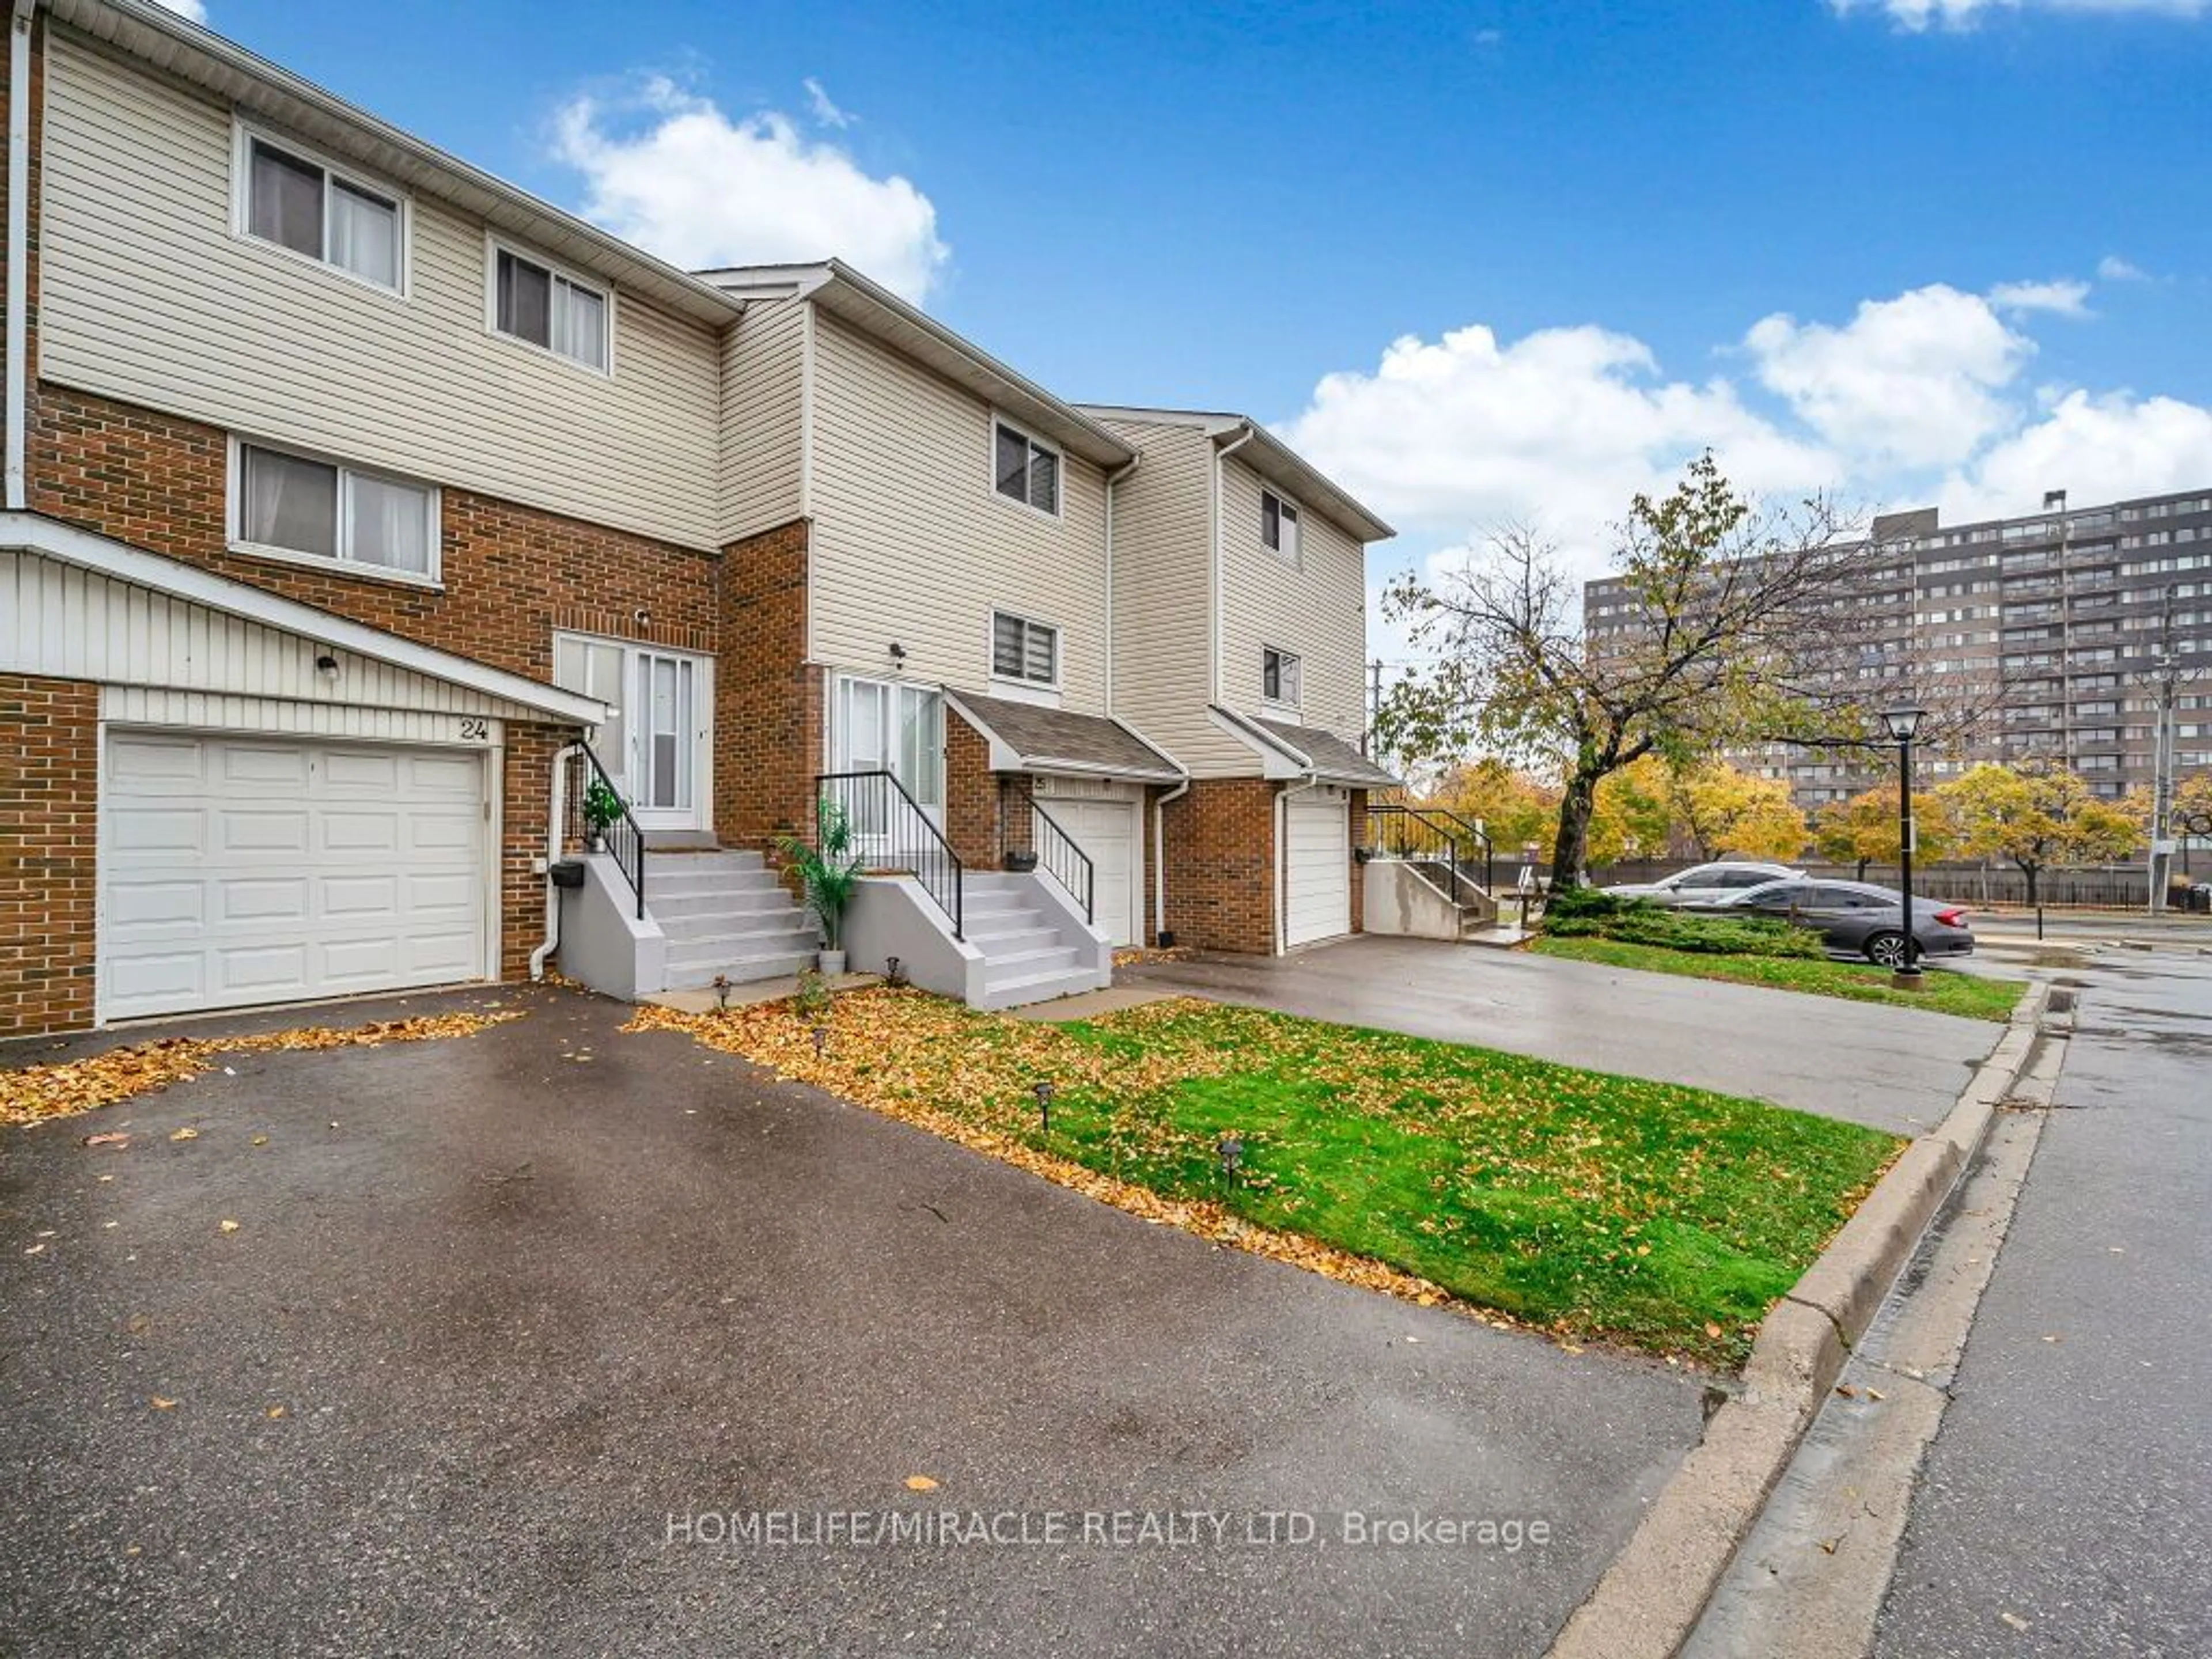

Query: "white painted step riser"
(983, 949), (1082, 982)
(666, 953), (819, 990)
(666, 936), (819, 970)
(974, 968), (1103, 1012)
(967, 927), (1062, 956)
(661, 923), (818, 954)
(648, 871), (790, 896)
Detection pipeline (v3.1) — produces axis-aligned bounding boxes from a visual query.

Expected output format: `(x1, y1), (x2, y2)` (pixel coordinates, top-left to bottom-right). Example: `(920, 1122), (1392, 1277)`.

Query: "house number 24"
(458, 718), (490, 741)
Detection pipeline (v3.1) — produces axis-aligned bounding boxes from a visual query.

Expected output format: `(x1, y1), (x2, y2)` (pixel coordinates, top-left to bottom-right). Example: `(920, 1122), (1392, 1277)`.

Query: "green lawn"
(638, 993), (1902, 1366)
(1532, 934), (2027, 1021)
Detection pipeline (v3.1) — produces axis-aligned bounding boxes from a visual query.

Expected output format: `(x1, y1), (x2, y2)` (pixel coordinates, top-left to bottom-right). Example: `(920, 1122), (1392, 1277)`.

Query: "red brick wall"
(0, 675), (99, 1037)
(715, 520), (819, 852)
(1159, 778), (1280, 955)
(498, 724), (568, 982)
(1347, 787), (1368, 935)
(944, 711), (1001, 870)
(26, 385), (719, 680)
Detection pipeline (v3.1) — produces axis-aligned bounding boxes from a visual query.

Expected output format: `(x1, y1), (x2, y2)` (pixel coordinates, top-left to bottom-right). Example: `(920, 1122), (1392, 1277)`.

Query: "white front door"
(1283, 787), (1353, 949)
(100, 730), (492, 1020)
(554, 634), (711, 831)
(831, 674), (943, 840)
(1042, 797), (1141, 946)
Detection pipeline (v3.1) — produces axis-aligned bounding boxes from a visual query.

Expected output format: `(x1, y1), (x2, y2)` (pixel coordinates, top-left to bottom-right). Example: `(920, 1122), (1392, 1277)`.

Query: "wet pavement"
(1125, 936), (2002, 1135)
(1, 984), (1701, 1658)
(1872, 949), (2212, 1657)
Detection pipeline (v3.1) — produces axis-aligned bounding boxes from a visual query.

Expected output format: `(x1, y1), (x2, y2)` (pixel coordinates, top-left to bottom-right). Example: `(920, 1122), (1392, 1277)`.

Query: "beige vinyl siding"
(717, 297), (806, 543)
(1096, 418), (1247, 776)
(1219, 454), (1368, 738)
(807, 310), (1109, 713)
(37, 34), (720, 551)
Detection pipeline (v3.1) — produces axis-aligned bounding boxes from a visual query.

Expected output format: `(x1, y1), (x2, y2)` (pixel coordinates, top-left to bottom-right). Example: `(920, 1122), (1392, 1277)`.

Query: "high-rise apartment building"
(1584, 488), (2212, 808)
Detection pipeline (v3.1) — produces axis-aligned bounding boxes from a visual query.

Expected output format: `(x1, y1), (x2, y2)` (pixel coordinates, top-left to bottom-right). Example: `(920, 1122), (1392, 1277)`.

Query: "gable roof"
(945, 689), (1184, 783)
(698, 262), (1136, 468)
(1077, 406), (1395, 544)
(1208, 704), (1400, 788)
(44, 0), (746, 329)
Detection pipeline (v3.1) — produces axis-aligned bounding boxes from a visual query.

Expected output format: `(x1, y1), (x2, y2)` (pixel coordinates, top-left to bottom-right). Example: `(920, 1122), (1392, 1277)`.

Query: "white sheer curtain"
(346, 474), (431, 573)
(327, 180), (398, 288)
(242, 446), (337, 558)
(248, 141), (322, 260)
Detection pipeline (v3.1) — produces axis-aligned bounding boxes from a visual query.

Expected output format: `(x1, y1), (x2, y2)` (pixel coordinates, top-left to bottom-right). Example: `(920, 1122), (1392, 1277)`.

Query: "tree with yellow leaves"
(1939, 763), (2143, 908)
(1666, 761), (1809, 862)
(1585, 753), (1675, 866)
(1812, 786), (1957, 879)
(1431, 758), (1559, 854)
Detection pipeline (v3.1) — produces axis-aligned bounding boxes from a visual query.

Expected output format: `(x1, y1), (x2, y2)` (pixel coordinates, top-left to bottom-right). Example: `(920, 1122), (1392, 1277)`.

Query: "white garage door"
(1039, 797), (1141, 946)
(1283, 789), (1352, 948)
(101, 732), (490, 1020)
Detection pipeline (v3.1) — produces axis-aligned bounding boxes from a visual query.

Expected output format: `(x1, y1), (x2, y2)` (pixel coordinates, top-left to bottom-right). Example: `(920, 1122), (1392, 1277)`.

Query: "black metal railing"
(1365, 802), (1490, 905)
(1002, 782), (1095, 925)
(816, 770), (964, 938)
(563, 741), (646, 918)
(1422, 805), (1496, 893)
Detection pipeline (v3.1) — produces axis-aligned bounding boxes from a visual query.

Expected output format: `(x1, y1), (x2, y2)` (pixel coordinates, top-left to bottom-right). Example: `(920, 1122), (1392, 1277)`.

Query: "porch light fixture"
(1033, 1080), (1055, 1133)
(1878, 704), (1930, 988)
(888, 642), (907, 662)
(314, 652), (340, 678)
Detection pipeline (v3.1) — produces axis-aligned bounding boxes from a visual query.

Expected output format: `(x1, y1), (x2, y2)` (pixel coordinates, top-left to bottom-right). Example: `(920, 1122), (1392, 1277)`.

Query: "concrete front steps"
(964, 873), (1103, 1010)
(649, 849), (819, 988)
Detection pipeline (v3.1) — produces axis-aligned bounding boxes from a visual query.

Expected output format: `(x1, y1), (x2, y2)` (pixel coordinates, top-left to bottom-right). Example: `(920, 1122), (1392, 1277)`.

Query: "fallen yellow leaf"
(150, 1397), (177, 1410)
(903, 1475), (940, 1492)
(169, 1127), (199, 1142)
(218, 1219), (241, 1234)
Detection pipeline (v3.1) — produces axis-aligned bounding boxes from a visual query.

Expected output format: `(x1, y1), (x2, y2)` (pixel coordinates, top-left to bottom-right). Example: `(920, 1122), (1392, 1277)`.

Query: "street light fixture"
(1880, 704), (1929, 987)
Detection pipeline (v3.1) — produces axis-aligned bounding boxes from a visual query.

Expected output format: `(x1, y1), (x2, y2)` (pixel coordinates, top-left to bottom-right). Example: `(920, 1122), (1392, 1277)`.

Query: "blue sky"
(177, 0), (2212, 631)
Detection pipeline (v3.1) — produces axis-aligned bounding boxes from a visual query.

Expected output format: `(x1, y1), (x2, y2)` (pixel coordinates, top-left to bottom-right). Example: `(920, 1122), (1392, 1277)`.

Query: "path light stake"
(1034, 1080), (1055, 1134)
(1218, 1134), (1243, 1183)
(712, 975), (732, 1015)
(811, 1024), (828, 1059)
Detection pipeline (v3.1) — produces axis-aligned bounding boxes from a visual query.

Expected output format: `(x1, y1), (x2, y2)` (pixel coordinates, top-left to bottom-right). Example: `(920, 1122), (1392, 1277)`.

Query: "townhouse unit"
(0, 0), (1396, 1038)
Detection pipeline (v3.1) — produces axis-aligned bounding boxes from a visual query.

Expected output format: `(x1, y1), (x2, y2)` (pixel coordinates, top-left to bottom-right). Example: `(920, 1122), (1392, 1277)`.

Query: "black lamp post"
(1880, 704), (1929, 987)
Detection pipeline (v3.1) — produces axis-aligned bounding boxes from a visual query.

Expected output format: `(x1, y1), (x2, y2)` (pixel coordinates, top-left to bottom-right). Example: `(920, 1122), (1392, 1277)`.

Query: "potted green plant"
(582, 779), (624, 853)
(777, 801), (863, 975)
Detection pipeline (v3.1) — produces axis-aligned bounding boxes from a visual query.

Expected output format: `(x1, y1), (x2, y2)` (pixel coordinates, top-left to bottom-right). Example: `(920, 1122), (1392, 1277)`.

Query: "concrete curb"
(1547, 980), (2054, 1659)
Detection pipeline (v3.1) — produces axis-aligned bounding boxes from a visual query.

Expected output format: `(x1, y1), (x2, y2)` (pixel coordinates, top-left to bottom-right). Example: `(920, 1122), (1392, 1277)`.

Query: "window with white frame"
(993, 421), (1061, 516)
(1262, 645), (1302, 708)
(240, 132), (402, 291)
(1261, 489), (1301, 564)
(234, 441), (439, 579)
(991, 611), (1059, 687)
(491, 244), (611, 372)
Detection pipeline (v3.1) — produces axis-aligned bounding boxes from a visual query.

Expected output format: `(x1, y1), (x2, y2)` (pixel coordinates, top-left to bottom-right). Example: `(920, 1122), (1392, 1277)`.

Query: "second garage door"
(101, 731), (491, 1021)
(1282, 788), (1352, 948)
(1037, 796), (1142, 946)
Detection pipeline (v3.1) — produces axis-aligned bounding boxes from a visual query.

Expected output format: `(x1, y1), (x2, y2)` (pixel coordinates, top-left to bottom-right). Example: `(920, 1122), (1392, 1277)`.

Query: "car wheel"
(1865, 931), (1908, 969)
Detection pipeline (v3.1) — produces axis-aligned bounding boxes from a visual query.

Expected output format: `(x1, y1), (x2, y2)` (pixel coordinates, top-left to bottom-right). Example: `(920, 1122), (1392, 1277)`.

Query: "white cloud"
(1744, 285), (2030, 466)
(802, 77), (854, 129)
(1832, 0), (2211, 30)
(1987, 278), (2091, 316)
(1938, 391), (2212, 520)
(2097, 253), (2150, 282)
(151, 0), (207, 21)
(551, 75), (948, 303)
(1281, 323), (1835, 580)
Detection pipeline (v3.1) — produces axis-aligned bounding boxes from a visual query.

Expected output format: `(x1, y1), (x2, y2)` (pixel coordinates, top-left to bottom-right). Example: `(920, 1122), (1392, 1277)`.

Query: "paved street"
(1872, 949), (2212, 1657)
(0, 986), (1699, 1659)
(1126, 936), (2002, 1134)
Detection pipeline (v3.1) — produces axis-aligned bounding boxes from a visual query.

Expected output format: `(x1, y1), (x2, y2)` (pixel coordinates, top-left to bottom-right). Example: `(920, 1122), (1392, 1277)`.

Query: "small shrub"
(793, 970), (834, 1021)
(1541, 892), (1823, 959)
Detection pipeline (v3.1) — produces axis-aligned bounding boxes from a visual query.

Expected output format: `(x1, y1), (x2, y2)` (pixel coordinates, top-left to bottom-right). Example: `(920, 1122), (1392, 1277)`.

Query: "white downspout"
(530, 742), (581, 980)
(1210, 423), (1256, 707)
(1274, 773), (1323, 953)
(1103, 449), (1141, 714)
(5, 0), (35, 512)
(1152, 776), (1188, 943)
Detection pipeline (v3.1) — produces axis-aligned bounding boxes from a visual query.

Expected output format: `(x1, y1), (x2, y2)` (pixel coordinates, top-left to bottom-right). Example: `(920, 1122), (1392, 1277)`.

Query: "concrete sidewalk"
(1124, 937), (2002, 1134)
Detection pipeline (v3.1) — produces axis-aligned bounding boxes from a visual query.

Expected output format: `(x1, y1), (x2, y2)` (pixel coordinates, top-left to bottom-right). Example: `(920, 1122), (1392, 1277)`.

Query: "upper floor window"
(491, 244), (611, 373)
(1261, 490), (1301, 565)
(1262, 645), (1302, 709)
(992, 611), (1060, 687)
(239, 132), (402, 292)
(994, 420), (1061, 517)
(233, 440), (440, 583)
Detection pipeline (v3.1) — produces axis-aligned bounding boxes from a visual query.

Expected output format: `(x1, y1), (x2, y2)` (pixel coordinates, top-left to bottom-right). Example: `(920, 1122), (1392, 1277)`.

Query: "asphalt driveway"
(1, 985), (1700, 1659)
(1126, 936), (2002, 1135)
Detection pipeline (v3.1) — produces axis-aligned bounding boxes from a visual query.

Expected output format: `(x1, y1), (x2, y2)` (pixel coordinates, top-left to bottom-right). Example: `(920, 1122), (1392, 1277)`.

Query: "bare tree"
(1374, 456), (1879, 889)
